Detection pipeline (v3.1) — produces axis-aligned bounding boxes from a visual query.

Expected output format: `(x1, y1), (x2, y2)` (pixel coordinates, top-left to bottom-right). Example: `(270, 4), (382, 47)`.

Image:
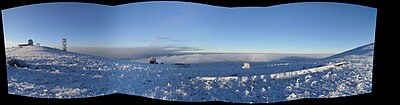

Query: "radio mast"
(62, 38), (67, 51)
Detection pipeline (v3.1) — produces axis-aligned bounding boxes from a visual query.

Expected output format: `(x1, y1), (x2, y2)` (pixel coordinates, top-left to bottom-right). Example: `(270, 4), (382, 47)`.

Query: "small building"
(18, 39), (34, 47)
(149, 57), (158, 64)
(242, 62), (251, 69)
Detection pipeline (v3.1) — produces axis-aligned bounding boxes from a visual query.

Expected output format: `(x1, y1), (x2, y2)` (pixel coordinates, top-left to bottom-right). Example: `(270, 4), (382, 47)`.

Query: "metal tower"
(62, 38), (67, 51)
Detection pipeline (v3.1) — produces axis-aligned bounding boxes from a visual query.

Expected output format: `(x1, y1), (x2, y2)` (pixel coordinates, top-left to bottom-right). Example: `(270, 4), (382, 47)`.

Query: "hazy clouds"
(5, 40), (20, 48)
(68, 46), (203, 60)
(134, 53), (333, 64)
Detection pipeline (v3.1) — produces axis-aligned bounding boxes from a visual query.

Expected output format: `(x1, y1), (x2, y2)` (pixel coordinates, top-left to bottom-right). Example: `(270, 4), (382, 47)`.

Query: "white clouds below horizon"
(134, 53), (333, 64)
(67, 46), (333, 63)
(5, 40), (20, 48)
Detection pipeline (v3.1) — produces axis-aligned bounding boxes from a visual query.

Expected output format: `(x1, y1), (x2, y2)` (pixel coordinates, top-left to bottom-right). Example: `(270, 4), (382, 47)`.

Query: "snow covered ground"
(6, 43), (373, 103)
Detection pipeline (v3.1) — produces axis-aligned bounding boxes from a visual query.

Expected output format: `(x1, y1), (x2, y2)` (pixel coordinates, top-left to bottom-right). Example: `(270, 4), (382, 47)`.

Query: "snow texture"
(6, 43), (373, 103)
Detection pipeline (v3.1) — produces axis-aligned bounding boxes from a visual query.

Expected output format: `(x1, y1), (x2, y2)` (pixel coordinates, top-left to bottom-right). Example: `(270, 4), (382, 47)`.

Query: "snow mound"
(270, 62), (348, 79)
(6, 46), (143, 98)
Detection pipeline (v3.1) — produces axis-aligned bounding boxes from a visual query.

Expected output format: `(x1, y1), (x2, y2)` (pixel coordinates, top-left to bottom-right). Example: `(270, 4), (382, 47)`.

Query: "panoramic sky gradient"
(2, 1), (377, 54)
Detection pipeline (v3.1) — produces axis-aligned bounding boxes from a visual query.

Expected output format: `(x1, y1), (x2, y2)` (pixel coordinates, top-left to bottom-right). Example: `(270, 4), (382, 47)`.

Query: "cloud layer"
(134, 53), (332, 64)
(5, 40), (20, 48)
(68, 46), (202, 60)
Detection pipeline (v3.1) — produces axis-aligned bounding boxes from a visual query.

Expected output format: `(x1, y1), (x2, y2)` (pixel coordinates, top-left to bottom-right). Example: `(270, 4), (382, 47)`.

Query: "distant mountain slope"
(324, 43), (374, 60)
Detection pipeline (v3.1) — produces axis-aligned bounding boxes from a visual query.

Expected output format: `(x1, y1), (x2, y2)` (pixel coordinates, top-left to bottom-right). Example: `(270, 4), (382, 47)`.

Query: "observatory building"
(18, 39), (34, 47)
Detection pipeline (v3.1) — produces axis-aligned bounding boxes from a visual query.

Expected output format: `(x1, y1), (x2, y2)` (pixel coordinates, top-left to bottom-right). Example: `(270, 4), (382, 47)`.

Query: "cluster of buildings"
(17, 38), (67, 51)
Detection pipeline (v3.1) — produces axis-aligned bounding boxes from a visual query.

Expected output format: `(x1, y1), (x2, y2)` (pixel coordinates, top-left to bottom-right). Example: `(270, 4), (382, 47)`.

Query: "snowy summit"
(6, 43), (374, 103)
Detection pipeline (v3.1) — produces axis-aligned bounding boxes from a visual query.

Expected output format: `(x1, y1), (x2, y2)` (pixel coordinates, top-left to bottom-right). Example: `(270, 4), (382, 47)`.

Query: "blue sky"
(2, 1), (377, 54)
